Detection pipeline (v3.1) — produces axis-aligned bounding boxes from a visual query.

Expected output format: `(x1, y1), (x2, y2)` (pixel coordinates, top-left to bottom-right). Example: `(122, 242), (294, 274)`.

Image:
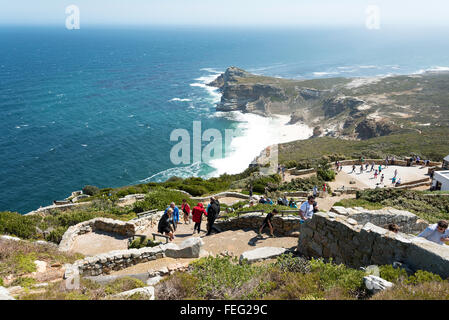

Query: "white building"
(443, 155), (449, 170)
(432, 171), (449, 191)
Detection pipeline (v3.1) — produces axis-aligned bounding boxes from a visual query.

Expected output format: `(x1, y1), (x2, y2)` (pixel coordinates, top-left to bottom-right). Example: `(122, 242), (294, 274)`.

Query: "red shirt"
(181, 203), (191, 215)
(192, 204), (206, 223)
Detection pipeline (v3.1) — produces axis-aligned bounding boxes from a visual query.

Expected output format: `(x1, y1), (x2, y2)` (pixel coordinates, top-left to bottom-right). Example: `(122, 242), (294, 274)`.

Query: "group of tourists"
(157, 197), (222, 241)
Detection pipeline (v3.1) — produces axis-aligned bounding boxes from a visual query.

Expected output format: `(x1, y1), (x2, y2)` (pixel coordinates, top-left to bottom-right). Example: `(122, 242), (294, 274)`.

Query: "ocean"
(1, 25), (449, 213)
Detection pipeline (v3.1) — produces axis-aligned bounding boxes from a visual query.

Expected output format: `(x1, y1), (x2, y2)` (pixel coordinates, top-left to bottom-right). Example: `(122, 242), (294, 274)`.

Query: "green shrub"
(274, 254), (311, 273)
(0, 212), (38, 239)
(178, 184), (208, 197)
(45, 226), (67, 244)
(405, 270), (443, 285)
(379, 265), (408, 283)
(0, 278), (4, 286)
(310, 258), (365, 293)
(317, 168), (336, 181)
(128, 237), (161, 249)
(189, 256), (266, 299)
(104, 277), (146, 295)
(82, 185), (100, 196)
(133, 188), (195, 213)
(13, 253), (37, 274)
(11, 277), (37, 288)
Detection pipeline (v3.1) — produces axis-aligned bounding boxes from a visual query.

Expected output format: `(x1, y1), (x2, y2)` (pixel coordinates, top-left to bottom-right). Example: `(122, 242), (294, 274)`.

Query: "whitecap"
(312, 71), (339, 77)
(169, 98), (192, 102)
(207, 112), (313, 177)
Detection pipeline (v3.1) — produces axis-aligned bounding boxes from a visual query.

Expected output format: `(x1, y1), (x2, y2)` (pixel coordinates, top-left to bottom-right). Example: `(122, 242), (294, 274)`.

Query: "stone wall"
(330, 207), (428, 234)
(289, 168), (317, 176)
(215, 213), (301, 236)
(298, 212), (449, 278)
(338, 159), (441, 167)
(64, 238), (203, 278)
(192, 191), (250, 203)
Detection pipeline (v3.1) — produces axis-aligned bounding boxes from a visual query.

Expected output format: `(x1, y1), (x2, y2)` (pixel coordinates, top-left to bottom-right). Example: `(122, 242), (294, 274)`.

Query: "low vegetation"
(154, 254), (449, 301)
(278, 127), (449, 169)
(20, 277), (146, 300)
(336, 189), (449, 223)
(0, 239), (82, 282)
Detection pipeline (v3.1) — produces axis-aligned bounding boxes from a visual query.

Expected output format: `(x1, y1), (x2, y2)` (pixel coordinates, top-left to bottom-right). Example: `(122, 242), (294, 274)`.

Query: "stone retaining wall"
(289, 168), (317, 176)
(298, 212), (449, 278)
(192, 191), (250, 202)
(25, 202), (91, 216)
(330, 206), (428, 234)
(215, 213), (301, 236)
(338, 159), (441, 167)
(64, 238), (203, 278)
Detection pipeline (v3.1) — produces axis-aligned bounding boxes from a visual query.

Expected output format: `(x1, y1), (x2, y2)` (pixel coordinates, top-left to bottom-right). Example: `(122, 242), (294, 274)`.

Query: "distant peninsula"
(208, 67), (449, 140)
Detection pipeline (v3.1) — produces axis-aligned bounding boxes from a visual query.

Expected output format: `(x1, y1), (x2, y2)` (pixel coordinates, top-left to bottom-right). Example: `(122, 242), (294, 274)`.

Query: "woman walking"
(192, 203), (207, 235)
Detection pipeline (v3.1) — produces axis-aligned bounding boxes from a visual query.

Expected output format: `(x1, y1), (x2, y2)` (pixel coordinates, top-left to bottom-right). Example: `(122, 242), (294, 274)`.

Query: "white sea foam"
(140, 162), (205, 183)
(190, 73), (222, 103)
(170, 98), (192, 102)
(313, 71), (339, 77)
(207, 112), (313, 177)
(413, 66), (449, 75)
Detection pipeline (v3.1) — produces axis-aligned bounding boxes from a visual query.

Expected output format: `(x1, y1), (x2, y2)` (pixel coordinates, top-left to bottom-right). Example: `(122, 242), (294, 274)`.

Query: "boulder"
(34, 260), (47, 273)
(363, 275), (393, 294)
(146, 276), (163, 286)
(111, 286), (155, 300)
(0, 286), (15, 300)
(0, 235), (20, 242)
(239, 247), (287, 264)
(165, 238), (204, 259)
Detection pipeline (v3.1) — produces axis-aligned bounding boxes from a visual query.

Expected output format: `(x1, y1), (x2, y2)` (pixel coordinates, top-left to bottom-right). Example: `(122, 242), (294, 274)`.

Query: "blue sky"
(0, 0), (448, 27)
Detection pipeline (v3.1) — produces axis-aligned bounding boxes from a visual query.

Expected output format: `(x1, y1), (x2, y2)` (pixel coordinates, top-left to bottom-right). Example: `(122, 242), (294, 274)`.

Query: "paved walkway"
(334, 165), (429, 190)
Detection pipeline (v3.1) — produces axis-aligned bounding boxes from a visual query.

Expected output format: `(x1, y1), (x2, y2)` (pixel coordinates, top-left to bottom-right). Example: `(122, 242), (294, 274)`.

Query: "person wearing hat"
(191, 203), (207, 235)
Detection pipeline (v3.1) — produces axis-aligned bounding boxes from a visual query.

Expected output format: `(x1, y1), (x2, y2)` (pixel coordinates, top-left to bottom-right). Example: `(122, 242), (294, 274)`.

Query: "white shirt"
(418, 224), (449, 245)
(300, 201), (315, 219)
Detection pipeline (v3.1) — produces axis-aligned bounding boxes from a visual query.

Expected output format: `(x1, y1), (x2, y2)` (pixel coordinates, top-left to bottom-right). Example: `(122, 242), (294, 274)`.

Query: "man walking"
(206, 197), (221, 236)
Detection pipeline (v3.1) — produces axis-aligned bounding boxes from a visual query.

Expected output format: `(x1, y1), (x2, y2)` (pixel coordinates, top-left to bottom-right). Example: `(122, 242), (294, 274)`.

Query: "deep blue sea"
(1, 25), (449, 213)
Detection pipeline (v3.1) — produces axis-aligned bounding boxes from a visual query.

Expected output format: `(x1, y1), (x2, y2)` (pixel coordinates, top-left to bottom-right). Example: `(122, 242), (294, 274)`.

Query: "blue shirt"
(418, 224), (449, 245)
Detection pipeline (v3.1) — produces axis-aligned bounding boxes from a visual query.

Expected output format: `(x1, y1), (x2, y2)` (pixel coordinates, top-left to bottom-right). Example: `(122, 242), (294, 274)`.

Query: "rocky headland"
(208, 67), (449, 140)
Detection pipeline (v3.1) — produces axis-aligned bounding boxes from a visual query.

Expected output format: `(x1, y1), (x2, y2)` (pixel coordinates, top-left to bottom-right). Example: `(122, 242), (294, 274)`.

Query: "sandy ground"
(216, 197), (248, 206)
(335, 165), (429, 190)
(70, 231), (129, 256)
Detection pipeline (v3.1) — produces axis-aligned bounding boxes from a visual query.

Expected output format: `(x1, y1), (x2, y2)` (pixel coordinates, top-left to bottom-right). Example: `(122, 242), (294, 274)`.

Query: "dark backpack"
(208, 200), (220, 219)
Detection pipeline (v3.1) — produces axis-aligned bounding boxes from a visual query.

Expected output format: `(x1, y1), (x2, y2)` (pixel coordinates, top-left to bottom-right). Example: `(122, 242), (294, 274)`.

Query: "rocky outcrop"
(0, 286), (15, 300)
(355, 119), (397, 140)
(363, 275), (394, 294)
(110, 286), (155, 300)
(322, 96), (365, 118)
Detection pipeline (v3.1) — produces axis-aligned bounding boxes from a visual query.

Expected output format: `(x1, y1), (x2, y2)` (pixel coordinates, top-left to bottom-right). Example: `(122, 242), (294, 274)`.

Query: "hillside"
(208, 67), (449, 140)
